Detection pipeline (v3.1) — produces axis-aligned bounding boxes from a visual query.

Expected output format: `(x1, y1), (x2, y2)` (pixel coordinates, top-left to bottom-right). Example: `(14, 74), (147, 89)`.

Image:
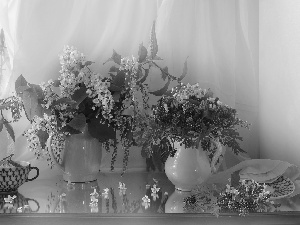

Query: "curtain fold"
(259, 0), (300, 166)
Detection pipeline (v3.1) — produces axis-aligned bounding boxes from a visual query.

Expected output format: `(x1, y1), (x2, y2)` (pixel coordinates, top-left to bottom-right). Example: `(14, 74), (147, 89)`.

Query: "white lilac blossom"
(151, 184), (160, 201)
(59, 46), (85, 98)
(40, 80), (59, 109)
(120, 56), (139, 72)
(173, 83), (208, 103)
(84, 72), (113, 119)
(58, 46), (114, 119)
(142, 195), (151, 209)
(23, 114), (65, 166)
(4, 195), (16, 203)
(102, 188), (110, 199)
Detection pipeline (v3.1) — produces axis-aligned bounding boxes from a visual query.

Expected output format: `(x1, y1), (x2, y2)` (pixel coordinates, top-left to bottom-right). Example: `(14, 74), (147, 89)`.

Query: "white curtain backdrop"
(0, 0), (258, 178)
(259, 0), (300, 166)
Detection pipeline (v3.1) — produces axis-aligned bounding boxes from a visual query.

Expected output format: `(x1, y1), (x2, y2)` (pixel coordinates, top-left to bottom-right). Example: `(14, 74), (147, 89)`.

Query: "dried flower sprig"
(184, 179), (274, 217)
(0, 94), (23, 142)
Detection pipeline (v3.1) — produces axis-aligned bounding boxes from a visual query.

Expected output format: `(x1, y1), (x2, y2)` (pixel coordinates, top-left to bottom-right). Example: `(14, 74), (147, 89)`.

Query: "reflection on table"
(0, 171), (300, 215)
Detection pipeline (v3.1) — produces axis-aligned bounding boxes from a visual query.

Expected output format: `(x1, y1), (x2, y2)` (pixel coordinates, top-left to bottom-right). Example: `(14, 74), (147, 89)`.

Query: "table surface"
(1, 171), (300, 224)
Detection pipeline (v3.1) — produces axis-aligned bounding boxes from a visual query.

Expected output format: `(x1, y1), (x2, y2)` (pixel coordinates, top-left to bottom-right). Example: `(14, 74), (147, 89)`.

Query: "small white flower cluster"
(120, 56), (149, 119)
(0, 94), (23, 122)
(173, 83), (208, 103)
(90, 188), (100, 209)
(23, 114), (64, 165)
(142, 195), (151, 209)
(40, 79), (59, 109)
(120, 56), (139, 100)
(59, 46), (85, 98)
(58, 46), (114, 120)
(118, 182), (127, 196)
(219, 179), (274, 216)
(239, 179), (273, 204)
(84, 72), (113, 119)
(40, 79), (76, 127)
(120, 56), (139, 72)
(151, 184), (160, 201)
(207, 97), (222, 107)
(102, 188), (110, 199)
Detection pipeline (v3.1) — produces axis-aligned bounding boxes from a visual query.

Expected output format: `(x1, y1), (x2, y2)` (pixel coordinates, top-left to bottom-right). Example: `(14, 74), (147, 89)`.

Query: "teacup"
(0, 161), (39, 193)
(0, 192), (40, 213)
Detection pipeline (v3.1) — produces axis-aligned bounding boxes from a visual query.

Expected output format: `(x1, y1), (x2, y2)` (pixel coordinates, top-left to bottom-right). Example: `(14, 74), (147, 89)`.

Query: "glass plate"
(266, 176), (295, 200)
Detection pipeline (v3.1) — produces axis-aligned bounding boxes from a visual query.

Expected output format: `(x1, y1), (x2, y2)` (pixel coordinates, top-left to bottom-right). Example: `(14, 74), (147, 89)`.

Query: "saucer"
(264, 176), (295, 200)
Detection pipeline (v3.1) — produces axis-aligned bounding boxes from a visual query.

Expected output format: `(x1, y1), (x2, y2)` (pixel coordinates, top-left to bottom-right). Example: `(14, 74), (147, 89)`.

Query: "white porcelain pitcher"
(164, 140), (224, 192)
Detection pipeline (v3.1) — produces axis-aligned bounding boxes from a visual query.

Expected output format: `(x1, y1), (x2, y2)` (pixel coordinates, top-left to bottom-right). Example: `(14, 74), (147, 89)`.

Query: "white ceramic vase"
(48, 125), (102, 183)
(164, 141), (212, 192)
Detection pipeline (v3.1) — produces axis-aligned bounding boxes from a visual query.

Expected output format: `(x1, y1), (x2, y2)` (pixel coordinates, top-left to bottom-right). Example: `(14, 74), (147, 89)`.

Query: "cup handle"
(26, 198), (40, 212)
(26, 166), (39, 181)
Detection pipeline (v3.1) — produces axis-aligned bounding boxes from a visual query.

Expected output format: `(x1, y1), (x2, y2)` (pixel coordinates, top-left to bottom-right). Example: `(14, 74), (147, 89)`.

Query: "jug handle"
(210, 140), (225, 174)
(26, 198), (40, 212)
(47, 134), (64, 172)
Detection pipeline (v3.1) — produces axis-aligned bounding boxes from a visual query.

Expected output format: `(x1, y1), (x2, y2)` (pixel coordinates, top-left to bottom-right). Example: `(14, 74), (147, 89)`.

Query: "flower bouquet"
(135, 82), (250, 172)
(14, 21), (178, 173)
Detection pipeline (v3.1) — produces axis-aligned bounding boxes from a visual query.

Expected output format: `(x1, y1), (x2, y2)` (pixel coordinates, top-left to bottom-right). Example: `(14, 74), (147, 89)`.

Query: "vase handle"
(210, 141), (226, 174)
(47, 134), (65, 172)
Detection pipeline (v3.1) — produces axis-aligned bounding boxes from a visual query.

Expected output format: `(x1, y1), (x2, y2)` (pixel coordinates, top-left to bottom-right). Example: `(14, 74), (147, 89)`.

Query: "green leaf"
(15, 74), (29, 94)
(103, 49), (122, 65)
(138, 42), (148, 63)
(29, 83), (45, 100)
(67, 113), (86, 133)
(109, 84), (122, 92)
(0, 119), (3, 132)
(163, 90), (173, 97)
(111, 70), (125, 88)
(71, 85), (88, 106)
(148, 20), (158, 59)
(21, 89), (39, 121)
(122, 105), (134, 116)
(15, 74), (30, 94)
(52, 80), (61, 87)
(109, 66), (119, 73)
(85, 61), (94, 66)
(60, 125), (82, 135)
(112, 92), (120, 102)
(161, 66), (168, 81)
(16, 86), (31, 94)
(108, 66), (119, 77)
(38, 105), (52, 117)
(149, 77), (170, 96)
(52, 97), (76, 107)
(185, 98), (201, 106)
(88, 117), (116, 142)
(36, 129), (49, 149)
(178, 57), (188, 81)
(4, 122), (15, 142)
(136, 68), (149, 84)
